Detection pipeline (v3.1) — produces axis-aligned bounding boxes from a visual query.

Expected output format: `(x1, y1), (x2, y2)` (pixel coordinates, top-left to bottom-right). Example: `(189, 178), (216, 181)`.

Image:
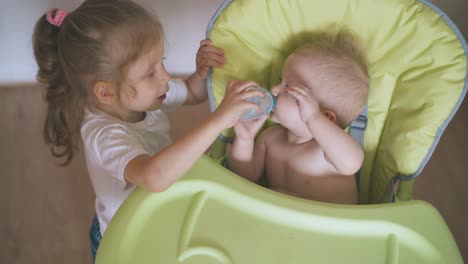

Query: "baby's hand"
(196, 39), (226, 79)
(234, 115), (268, 141)
(286, 85), (320, 122)
(214, 80), (265, 129)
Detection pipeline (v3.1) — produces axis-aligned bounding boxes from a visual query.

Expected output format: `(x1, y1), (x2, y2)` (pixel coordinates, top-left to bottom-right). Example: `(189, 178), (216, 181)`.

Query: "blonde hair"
(33, 0), (162, 165)
(292, 27), (369, 128)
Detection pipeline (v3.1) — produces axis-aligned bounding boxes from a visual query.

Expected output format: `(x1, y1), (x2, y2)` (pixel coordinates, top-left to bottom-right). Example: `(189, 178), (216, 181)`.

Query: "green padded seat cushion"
(207, 0), (466, 203)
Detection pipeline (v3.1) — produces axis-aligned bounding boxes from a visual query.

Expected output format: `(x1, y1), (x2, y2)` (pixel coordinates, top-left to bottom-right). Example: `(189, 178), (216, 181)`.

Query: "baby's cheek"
(282, 98), (299, 112)
(286, 101), (304, 121)
(275, 101), (295, 121)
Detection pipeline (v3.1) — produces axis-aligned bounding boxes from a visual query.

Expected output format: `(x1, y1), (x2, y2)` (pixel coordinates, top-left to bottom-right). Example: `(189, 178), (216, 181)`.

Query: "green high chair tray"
(96, 0), (466, 263)
(96, 156), (462, 263)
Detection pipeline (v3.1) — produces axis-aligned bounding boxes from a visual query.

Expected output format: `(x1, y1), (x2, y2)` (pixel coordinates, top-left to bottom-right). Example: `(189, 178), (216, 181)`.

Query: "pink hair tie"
(46, 8), (68, 27)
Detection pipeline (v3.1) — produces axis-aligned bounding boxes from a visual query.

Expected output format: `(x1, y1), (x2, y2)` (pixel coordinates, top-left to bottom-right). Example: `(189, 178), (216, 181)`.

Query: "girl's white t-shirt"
(81, 79), (188, 235)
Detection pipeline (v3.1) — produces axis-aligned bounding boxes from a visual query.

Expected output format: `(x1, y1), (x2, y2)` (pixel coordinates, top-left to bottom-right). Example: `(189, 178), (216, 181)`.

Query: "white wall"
(0, 0), (223, 84)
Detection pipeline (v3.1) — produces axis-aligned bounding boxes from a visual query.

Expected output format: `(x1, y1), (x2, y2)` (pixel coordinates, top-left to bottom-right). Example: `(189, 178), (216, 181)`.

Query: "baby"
(229, 29), (369, 204)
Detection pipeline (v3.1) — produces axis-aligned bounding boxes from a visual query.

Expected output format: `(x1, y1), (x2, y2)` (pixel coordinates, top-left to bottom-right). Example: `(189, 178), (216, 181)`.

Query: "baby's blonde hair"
(292, 27), (369, 128)
(33, 0), (162, 165)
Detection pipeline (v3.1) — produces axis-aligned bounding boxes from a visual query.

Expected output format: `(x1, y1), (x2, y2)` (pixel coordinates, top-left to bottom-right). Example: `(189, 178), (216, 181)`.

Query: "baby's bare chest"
(264, 140), (336, 180)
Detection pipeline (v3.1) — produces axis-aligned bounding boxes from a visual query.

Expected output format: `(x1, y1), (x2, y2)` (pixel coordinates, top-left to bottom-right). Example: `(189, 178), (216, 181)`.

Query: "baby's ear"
(321, 109), (337, 124)
(93, 81), (116, 105)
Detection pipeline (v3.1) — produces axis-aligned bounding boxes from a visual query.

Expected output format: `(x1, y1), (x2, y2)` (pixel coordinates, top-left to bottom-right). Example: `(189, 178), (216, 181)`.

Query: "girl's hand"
(286, 85), (320, 123)
(196, 39), (226, 79)
(214, 80), (265, 129)
(234, 114), (268, 141)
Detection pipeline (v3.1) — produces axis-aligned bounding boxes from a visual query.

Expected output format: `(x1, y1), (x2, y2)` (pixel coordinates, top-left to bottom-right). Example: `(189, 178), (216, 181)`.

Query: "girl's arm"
(229, 115), (268, 182)
(124, 81), (263, 192)
(185, 39), (226, 105)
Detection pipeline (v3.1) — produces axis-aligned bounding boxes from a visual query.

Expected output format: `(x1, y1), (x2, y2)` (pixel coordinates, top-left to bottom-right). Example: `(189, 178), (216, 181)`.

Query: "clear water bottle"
(240, 87), (276, 120)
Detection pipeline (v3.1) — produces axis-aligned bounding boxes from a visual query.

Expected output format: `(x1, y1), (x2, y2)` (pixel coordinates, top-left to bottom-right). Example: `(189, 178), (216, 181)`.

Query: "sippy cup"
(240, 86), (276, 120)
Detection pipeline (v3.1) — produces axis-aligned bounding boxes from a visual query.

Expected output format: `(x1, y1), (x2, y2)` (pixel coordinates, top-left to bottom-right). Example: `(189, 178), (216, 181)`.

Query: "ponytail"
(32, 1), (164, 165)
(33, 11), (83, 165)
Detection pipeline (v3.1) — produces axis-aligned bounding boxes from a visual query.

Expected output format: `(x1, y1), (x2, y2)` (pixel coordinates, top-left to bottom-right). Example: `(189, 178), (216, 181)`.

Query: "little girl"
(32, 0), (262, 261)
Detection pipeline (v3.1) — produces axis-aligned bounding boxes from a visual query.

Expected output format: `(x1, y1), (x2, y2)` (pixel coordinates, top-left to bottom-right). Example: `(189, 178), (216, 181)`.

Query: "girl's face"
(120, 43), (171, 114)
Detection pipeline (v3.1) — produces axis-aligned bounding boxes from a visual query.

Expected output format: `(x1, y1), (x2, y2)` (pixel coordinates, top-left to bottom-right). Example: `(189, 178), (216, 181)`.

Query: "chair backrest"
(206, 0), (468, 204)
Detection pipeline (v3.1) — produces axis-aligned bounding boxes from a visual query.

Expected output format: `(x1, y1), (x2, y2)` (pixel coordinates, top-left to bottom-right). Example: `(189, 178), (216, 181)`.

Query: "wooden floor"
(1, 2), (467, 264)
(0, 84), (210, 264)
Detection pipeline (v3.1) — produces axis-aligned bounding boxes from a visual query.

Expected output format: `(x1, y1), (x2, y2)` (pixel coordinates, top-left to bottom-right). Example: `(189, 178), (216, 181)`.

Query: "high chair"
(96, 0), (466, 263)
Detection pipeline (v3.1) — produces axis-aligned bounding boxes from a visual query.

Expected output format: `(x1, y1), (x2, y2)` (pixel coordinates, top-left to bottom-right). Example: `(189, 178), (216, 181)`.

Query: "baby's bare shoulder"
(258, 126), (284, 144)
(260, 125), (286, 139)
(257, 126), (287, 152)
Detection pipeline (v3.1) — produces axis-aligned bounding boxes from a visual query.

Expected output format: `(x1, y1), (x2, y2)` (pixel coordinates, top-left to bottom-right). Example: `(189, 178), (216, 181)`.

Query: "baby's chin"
(269, 111), (292, 125)
(269, 111), (278, 122)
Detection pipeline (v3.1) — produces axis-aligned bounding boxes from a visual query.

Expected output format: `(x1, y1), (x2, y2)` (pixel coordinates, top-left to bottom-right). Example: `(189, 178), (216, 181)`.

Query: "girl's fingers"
(197, 51), (226, 64)
(240, 89), (266, 99)
(226, 81), (260, 98)
(254, 114), (268, 124)
(197, 40), (226, 71)
(242, 101), (262, 112)
(227, 80), (242, 91)
(247, 115), (268, 131)
(198, 45), (224, 56)
(196, 42), (226, 70)
(233, 81), (260, 93)
(197, 57), (225, 68)
(201, 55), (224, 66)
(200, 39), (212, 47)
